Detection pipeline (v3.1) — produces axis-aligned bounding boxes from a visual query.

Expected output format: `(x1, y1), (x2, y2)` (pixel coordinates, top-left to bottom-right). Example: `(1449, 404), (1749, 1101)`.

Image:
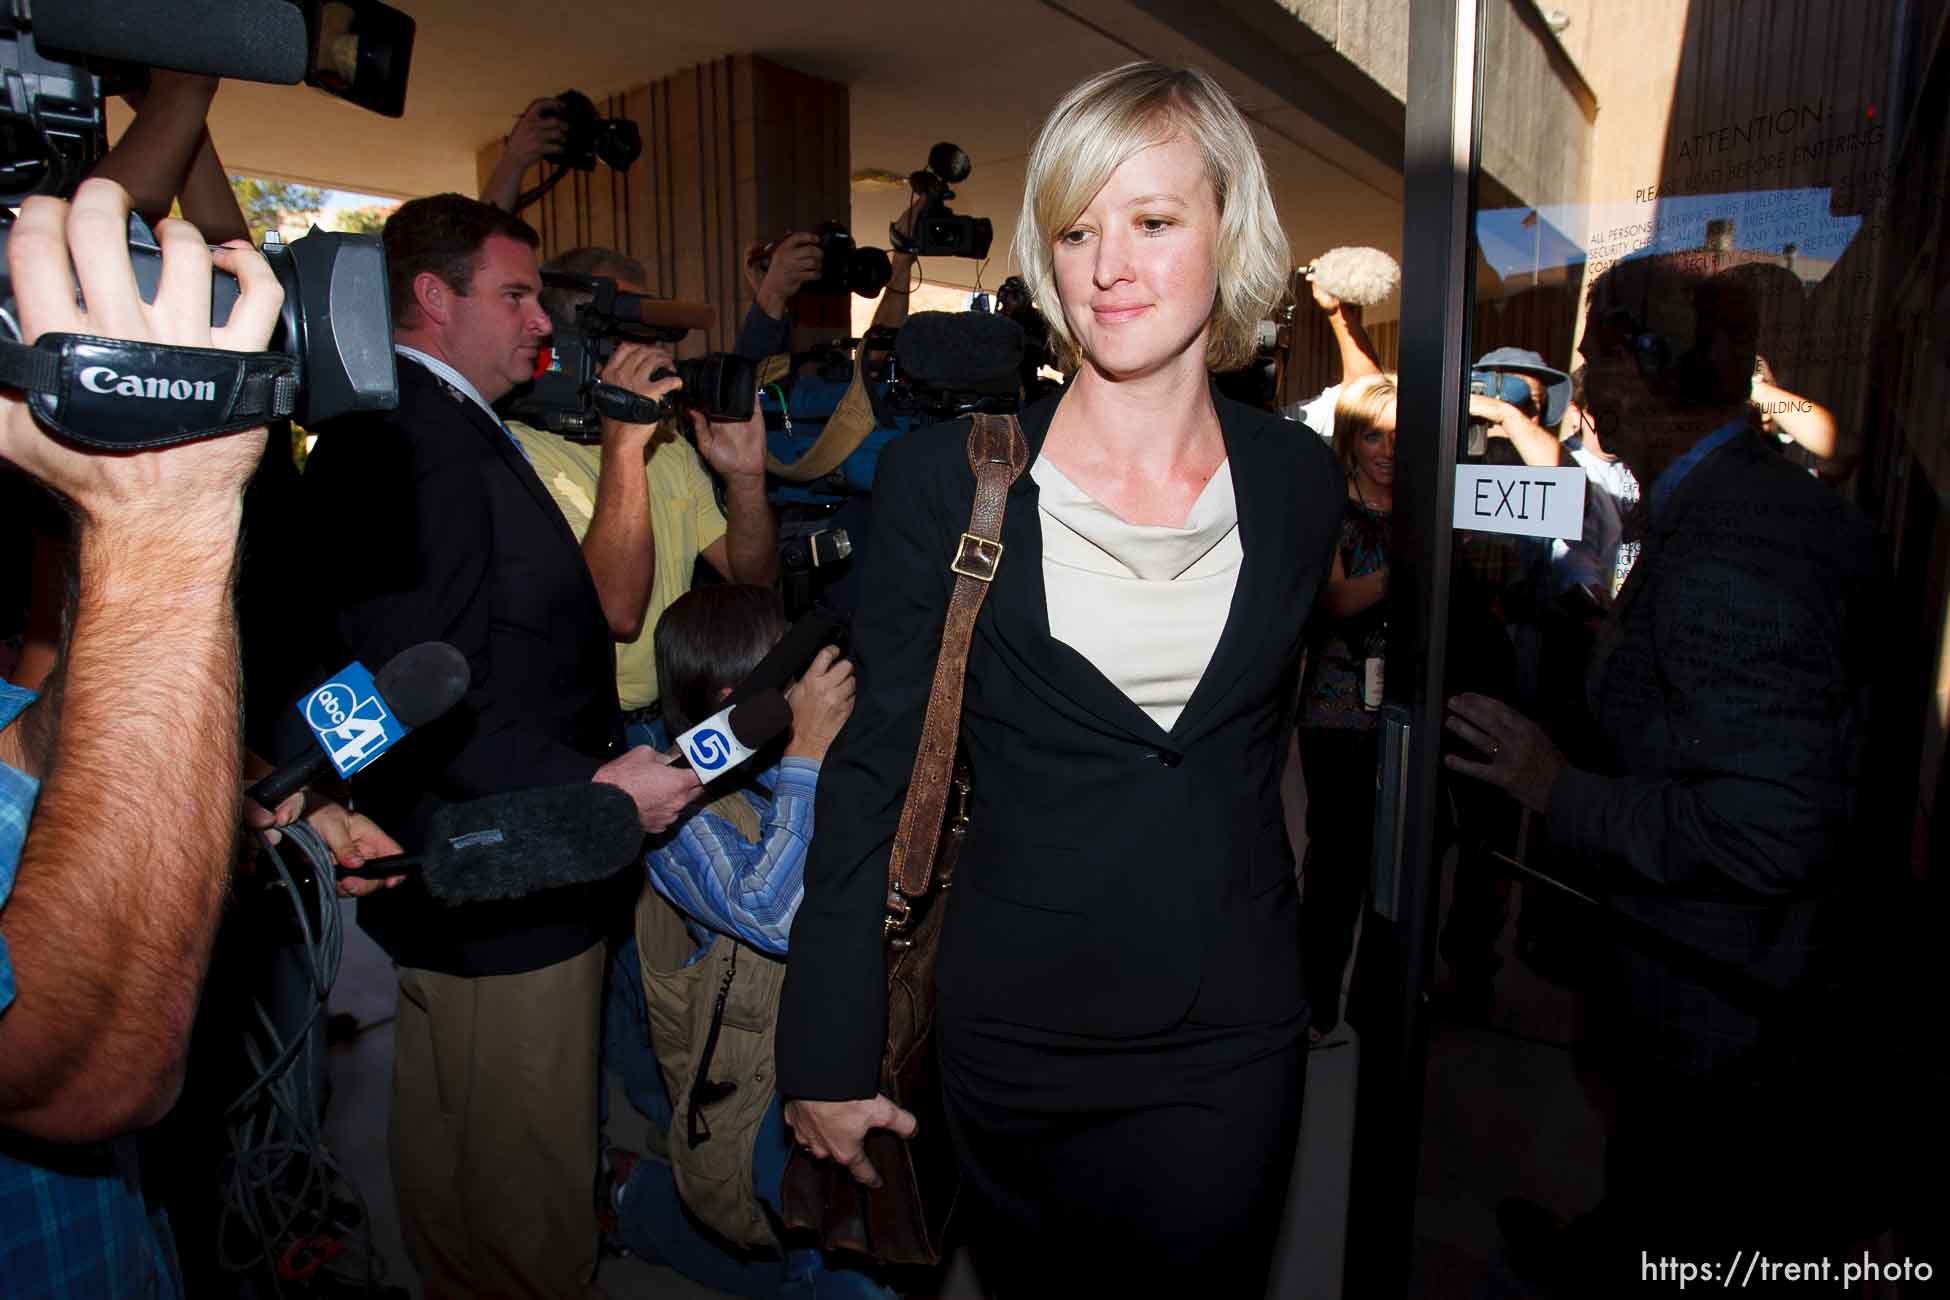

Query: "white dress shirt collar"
(394, 345), (504, 431)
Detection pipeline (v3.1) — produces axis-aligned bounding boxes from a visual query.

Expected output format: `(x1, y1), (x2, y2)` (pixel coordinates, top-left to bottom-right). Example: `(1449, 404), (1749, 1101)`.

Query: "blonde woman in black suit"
(778, 64), (1343, 1294)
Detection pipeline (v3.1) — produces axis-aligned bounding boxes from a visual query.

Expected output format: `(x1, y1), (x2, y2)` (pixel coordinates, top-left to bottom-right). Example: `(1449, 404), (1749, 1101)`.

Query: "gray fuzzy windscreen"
(422, 783), (644, 905)
(1309, 247), (1402, 307)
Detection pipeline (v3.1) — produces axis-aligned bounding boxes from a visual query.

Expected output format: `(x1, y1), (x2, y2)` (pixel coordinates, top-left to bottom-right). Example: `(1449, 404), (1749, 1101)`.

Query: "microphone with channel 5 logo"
(247, 642), (471, 811)
(671, 688), (793, 778)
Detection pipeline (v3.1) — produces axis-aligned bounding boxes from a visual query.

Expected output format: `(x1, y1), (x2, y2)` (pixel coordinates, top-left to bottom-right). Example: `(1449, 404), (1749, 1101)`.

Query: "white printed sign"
(1453, 464), (1586, 540)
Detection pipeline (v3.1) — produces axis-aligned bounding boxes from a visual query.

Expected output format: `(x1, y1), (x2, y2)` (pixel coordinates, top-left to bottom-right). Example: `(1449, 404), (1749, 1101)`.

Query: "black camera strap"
(0, 332), (299, 450)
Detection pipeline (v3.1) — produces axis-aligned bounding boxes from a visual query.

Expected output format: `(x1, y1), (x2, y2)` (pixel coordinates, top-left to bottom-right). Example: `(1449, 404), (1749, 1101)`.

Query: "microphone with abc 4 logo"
(672, 689), (794, 778)
(247, 642), (470, 812)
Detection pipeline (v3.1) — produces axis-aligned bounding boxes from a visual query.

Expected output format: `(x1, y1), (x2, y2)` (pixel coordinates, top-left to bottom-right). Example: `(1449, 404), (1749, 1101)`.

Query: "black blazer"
(302, 357), (626, 976)
(1547, 432), (1882, 1046)
(778, 387), (1344, 1102)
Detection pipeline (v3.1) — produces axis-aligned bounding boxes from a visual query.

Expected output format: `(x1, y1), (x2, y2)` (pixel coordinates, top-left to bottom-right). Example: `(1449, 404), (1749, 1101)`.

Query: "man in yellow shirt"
(510, 248), (778, 731)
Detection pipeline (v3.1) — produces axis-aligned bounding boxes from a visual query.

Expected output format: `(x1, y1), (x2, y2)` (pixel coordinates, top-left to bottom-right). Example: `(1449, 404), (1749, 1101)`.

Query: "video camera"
(0, 1), (405, 447)
(898, 142), (993, 261)
(3, 0), (416, 205)
(505, 271), (757, 440)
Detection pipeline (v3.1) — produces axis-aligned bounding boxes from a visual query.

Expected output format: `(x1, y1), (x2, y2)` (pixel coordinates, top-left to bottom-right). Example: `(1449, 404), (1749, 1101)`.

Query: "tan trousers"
(391, 944), (608, 1300)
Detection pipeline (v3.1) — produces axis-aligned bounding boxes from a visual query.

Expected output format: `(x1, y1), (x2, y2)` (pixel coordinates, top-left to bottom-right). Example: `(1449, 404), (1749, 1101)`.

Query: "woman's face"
(1051, 133), (1221, 383)
(1350, 404), (1398, 490)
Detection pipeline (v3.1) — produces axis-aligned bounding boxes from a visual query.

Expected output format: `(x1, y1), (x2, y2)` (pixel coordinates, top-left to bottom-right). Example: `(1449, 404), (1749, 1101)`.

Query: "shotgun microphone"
(724, 609), (847, 707)
(344, 783), (645, 904)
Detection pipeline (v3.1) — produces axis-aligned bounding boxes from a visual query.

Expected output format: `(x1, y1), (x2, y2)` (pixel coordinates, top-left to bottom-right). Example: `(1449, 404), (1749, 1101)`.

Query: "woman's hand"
(784, 646), (857, 761)
(782, 1095), (919, 1188)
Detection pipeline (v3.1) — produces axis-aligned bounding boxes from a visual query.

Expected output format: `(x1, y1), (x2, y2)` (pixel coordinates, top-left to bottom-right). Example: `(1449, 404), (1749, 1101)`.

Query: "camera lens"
(595, 119), (642, 171)
(846, 247), (892, 297)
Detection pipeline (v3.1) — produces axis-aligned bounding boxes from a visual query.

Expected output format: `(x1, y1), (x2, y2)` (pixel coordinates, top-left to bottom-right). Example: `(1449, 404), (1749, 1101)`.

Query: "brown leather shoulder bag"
(779, 411), (1030, 1267)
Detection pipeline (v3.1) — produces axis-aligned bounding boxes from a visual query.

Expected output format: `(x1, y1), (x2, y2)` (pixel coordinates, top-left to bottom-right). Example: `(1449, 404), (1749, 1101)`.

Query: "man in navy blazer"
(1448, 251), (1885, 1283)
(304, 194), (699, 1299)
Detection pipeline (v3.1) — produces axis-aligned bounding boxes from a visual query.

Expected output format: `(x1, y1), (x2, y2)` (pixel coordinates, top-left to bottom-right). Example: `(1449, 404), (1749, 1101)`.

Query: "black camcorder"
(901, 142), (993, 261)
(2, 0), (416, 207)
(506, 272), (756, 441)
(0, 211), (397, 445)
(0, 1), (405, 448)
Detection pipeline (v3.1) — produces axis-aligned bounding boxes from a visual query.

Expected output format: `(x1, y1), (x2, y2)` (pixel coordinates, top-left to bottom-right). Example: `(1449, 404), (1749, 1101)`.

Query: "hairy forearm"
(0, 516), (243, 1140)
(583, 433), (656, 640)
(719, 475), (778, 586)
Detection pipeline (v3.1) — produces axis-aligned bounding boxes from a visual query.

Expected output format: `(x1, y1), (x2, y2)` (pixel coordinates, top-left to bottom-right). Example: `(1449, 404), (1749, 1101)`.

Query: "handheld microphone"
(672, 689), (793, 776)
(248, 642), (470, 811)
(343, 783), (645, 905)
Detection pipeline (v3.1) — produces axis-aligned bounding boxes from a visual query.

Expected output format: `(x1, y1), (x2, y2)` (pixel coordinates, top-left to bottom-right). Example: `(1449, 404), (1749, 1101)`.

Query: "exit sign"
(1453, 464), (1586, 540)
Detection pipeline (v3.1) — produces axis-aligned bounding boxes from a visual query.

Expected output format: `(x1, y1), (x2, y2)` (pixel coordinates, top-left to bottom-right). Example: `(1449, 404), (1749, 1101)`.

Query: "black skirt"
(937, 1009), (1307, 1297)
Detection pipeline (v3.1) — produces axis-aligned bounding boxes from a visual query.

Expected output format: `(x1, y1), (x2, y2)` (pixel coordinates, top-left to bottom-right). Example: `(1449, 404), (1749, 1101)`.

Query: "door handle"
(1371, 704), (1412, 921)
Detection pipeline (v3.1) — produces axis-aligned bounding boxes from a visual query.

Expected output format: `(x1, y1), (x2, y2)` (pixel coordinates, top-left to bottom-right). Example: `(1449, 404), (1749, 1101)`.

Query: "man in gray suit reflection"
(1445, 250), (1886, 1290)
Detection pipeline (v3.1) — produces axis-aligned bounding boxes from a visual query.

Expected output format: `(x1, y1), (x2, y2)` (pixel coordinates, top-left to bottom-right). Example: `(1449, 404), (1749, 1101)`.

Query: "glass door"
(1350, 0), (1947, 1293)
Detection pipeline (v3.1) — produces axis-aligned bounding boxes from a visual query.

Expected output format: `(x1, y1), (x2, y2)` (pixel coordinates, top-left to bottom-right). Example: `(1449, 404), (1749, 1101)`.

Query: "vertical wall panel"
(477, 55), (850, 355)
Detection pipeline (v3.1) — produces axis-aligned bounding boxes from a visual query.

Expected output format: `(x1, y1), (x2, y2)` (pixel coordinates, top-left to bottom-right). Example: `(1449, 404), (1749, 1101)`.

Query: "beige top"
(1031, 456), (1243, 731)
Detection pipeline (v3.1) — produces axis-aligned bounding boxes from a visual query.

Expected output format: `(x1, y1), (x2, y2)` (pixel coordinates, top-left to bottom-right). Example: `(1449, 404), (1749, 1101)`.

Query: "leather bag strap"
(765, 351), (879, 482)
(884, 413), (1030, 921)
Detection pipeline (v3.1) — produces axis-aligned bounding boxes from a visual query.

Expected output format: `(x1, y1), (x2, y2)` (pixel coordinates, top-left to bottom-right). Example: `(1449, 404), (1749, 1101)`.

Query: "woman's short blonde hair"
(1331, 373), (1399, 473)
(1012, 62), (1290, 373)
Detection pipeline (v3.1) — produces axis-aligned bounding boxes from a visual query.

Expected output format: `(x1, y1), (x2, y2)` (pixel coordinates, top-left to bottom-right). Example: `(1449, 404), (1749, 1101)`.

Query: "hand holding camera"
(595, 340), (682, 441)
(505, 97), (571, 175)
(1, 178), (282, 532)
(690, 379), (768, 481)
(750, 232), (826, 321)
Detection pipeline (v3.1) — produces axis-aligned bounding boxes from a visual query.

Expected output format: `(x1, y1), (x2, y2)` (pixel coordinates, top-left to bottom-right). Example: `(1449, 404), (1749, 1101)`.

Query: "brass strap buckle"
(950, 532), (1003, 582)
(883, 887), (913, 943)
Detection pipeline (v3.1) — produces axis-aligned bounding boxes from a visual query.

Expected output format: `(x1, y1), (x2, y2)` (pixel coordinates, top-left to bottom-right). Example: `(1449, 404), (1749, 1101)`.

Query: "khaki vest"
(632, 791), (784, 1252)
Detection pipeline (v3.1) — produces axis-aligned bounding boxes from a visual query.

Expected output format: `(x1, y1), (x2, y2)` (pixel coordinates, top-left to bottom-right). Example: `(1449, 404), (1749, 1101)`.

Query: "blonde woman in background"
(1294, 375), (1397, 1043)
